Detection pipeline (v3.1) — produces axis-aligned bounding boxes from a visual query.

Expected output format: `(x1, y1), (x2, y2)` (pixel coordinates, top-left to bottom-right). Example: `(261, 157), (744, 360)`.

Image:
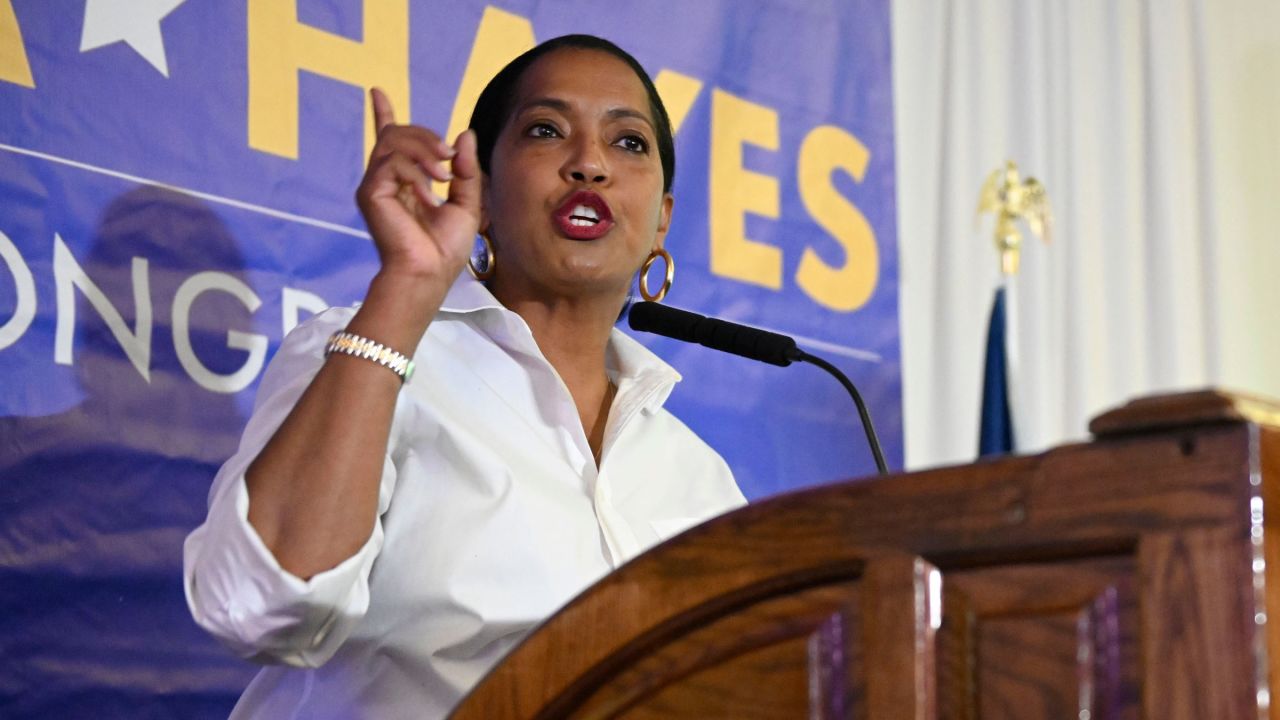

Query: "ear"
(653, 192), (674, 250)
(478, 172), (492, 236)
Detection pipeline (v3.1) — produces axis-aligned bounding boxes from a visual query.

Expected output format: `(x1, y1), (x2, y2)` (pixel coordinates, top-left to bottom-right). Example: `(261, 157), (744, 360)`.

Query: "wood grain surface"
(451, 392), (1279, 719)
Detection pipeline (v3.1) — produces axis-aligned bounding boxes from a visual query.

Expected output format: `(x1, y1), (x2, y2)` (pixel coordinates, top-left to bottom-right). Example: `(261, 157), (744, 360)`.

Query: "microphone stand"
(790, 348), (889, 476)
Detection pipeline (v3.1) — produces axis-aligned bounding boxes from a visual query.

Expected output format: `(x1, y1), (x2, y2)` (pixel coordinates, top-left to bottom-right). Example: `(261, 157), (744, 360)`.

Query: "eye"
(615, 134), (649, 154)
(526, 122), (561, 139)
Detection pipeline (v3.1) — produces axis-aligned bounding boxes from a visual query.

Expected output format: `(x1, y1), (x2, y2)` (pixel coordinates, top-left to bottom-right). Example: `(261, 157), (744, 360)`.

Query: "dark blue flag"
(979, 286), (1015, 456)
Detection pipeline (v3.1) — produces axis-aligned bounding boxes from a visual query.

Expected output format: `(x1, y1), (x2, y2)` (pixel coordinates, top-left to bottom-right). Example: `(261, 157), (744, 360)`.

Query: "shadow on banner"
(0, 187), (256, 717)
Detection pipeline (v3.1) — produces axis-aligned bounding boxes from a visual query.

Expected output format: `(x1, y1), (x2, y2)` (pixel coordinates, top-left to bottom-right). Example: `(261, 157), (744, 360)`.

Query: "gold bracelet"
(324, 331), (415, 383)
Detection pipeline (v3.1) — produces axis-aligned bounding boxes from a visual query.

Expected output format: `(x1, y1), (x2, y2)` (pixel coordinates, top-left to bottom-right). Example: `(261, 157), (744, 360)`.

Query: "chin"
(553, 270), (630, 300)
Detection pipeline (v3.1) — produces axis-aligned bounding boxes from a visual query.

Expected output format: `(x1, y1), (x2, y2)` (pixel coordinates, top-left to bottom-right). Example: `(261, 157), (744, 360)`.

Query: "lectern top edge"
(1089, 388), (1280, 437)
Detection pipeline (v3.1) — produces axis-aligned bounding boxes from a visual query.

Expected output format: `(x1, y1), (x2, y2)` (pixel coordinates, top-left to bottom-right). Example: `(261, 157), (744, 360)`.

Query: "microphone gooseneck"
(791, 349), (889, 475)
(627, 302), (889, 476)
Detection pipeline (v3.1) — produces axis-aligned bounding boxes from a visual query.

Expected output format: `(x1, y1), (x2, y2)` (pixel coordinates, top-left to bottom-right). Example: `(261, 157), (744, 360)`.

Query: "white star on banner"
(79, 0), (187, 77)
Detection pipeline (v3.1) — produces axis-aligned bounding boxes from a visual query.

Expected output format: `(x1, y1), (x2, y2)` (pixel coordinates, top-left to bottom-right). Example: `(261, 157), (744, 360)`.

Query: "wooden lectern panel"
(938, 556), (1137, 719)
(524, 555), (939, 720)
(452, 391), (1276, 719)
(1138, 528), (1257, 719)
(599, 584), (858, 719)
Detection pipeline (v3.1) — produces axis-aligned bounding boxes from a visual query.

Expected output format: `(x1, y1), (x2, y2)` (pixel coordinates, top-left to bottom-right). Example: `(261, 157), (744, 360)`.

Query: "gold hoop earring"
(468, 233), (495, 280)
(639, 248), (674, 302)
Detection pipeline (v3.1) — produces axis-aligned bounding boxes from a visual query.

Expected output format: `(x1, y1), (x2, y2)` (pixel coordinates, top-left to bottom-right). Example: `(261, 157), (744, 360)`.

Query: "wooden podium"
(452, 390), (1280, 719)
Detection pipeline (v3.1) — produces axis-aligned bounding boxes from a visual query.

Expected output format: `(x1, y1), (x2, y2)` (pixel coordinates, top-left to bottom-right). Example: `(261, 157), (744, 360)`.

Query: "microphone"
(628, 302), (889, 475)
(627, 301), (801, 367)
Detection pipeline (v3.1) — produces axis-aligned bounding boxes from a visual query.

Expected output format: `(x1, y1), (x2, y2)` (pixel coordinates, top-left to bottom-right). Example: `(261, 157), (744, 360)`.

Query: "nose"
(562, 136), (608, 185)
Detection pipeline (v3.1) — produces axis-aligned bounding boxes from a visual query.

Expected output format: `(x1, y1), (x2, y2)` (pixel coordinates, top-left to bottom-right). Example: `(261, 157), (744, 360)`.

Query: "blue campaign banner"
(0, 1), (898, 716)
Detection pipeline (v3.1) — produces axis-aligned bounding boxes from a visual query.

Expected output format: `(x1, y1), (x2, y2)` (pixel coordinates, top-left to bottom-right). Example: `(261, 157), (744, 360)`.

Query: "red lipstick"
(553, 190), (614, 240)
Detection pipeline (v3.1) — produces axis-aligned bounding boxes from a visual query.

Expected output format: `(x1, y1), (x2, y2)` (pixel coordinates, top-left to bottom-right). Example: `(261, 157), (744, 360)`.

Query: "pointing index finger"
(370, 87), (396, 132)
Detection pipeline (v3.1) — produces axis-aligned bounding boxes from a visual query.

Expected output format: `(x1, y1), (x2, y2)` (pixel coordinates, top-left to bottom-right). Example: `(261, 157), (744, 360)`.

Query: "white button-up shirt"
(182, 276), (746, 719)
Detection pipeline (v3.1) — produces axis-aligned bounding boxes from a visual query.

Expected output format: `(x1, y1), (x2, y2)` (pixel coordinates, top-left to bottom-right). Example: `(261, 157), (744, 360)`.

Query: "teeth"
(571, 204), (599, 221)
(570, 218), (594, 227)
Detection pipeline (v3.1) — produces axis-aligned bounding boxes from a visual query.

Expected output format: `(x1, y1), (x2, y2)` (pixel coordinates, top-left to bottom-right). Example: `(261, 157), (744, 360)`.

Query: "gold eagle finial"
(977, 160), (1052, 275)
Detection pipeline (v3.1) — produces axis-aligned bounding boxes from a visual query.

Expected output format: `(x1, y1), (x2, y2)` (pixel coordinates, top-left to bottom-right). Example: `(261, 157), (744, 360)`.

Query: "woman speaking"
(183, 35), (744, 719)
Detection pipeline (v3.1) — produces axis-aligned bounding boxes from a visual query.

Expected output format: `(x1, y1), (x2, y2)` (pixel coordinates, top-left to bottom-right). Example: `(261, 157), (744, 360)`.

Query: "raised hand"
(240, 91), (485, 578)
(356, 87), (483, 290)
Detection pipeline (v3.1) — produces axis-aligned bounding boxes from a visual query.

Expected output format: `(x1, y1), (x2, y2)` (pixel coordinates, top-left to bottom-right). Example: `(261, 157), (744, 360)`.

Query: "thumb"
(447, 129), (483, 217)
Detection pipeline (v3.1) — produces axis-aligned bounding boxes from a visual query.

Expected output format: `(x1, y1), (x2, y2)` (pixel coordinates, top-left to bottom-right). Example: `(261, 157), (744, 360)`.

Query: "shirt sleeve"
(182, 307), (400, 668)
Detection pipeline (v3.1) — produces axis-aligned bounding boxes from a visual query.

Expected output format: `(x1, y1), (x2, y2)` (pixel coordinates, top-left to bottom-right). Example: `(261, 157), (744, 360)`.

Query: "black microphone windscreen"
(628, 302), (798, 367)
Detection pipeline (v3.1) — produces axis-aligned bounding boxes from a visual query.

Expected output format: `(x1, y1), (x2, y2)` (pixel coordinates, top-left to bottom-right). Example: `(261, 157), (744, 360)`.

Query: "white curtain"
(893, 0), (1280, 470)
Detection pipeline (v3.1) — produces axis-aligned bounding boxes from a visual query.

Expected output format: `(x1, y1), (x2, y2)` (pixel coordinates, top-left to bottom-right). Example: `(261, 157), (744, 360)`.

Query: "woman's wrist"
(346, 270), (451, 355)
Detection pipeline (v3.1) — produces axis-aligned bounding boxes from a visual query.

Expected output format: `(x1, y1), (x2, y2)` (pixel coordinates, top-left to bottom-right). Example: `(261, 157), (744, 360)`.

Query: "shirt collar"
(607, 324), (682, 412)
(438, 274), (506, 315)
(439, 275), (681, 412)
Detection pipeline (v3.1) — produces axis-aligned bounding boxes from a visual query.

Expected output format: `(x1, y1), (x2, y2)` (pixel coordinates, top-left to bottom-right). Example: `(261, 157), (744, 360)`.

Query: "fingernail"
(427, 161), (452, 180)
(439, 141), (457, 158)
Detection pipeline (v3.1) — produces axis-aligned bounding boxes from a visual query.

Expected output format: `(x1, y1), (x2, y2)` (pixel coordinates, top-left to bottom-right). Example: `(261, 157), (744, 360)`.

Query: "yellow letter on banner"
(795, 125), (878, 311)
(0, 0), (35, 88)
(432, 6), (534, 196)
(248, 0), (409, 161)
(709, 89), (781, 290)
(652, 69), (702, 134)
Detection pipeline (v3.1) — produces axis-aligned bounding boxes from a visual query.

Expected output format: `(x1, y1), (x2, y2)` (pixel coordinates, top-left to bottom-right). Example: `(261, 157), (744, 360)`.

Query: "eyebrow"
(517, 97), (656, 132)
